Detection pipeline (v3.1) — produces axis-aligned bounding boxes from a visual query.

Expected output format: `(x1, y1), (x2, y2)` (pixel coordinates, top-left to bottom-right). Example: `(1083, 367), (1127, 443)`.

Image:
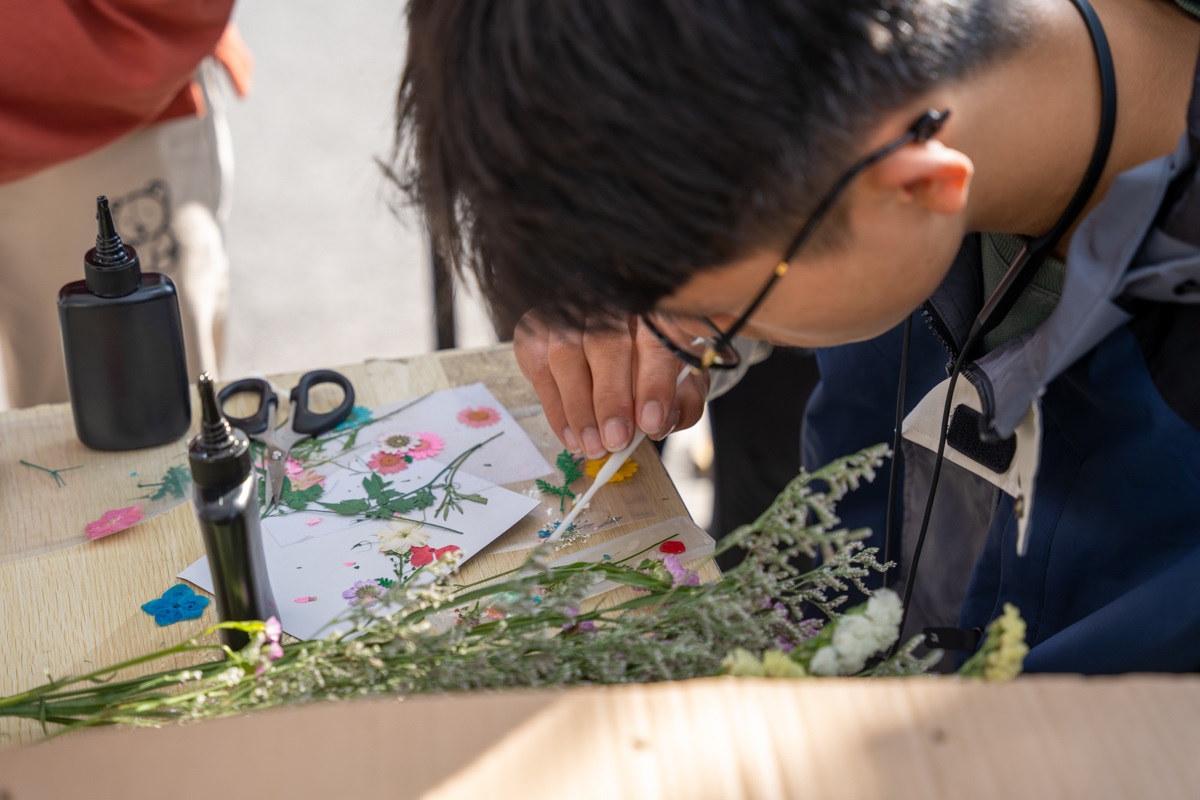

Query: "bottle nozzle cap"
(189, 373), (253, 488)
(84, 195), (141, 297)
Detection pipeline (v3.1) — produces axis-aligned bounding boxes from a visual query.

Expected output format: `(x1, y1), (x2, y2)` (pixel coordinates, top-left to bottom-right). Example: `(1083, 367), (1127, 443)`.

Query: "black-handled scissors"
(217, 369), (356, 508)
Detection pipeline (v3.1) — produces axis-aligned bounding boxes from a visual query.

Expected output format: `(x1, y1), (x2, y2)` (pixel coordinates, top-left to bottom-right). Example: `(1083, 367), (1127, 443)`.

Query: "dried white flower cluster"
(808, 590), (904, 676)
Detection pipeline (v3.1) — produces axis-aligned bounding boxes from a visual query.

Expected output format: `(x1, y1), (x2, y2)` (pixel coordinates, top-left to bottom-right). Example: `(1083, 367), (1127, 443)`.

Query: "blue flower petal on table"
(141, 584), (210, 626)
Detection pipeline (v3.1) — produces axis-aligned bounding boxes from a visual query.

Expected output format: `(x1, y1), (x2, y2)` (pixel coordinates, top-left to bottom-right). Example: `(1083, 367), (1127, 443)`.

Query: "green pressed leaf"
(362, 473), (386, 498)
(282, 483), (324, 511)
(554, 449), (585, 485)
(318, 498), (372, 516)
(387, 497), (419, 515)
(411, 488), (436, 509)
(139, 465), (192, 501)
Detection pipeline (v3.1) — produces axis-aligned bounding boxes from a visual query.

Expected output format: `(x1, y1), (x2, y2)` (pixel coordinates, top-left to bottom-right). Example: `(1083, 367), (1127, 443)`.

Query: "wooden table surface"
(0, 345), (715, 745)
(3, 674), (1200, 799)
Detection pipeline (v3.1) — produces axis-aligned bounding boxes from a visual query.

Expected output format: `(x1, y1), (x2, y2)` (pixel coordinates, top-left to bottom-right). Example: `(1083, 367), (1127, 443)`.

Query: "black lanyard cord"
(884, 0), (1116, 658)
(881, 315), (912, 591)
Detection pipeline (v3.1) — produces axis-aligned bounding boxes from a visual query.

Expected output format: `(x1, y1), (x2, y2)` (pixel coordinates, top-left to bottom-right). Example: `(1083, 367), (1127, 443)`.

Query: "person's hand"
(514, 312), (709, 459)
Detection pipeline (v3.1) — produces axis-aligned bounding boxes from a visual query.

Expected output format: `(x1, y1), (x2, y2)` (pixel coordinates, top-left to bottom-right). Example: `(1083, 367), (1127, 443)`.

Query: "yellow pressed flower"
(761, 649), (807, 678)
(983, 603), (1029, 682)
(721, 648), (766, 677)
(958, 602), (1029, 681)
(583, 455), (639, 482)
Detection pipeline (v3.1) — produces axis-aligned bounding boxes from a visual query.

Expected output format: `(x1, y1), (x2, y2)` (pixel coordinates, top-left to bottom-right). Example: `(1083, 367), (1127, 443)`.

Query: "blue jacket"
(803, 62), (1200, 674)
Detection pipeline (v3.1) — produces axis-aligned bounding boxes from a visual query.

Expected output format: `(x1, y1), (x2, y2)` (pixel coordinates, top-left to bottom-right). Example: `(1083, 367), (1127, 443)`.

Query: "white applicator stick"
(548, 367), (691, 542)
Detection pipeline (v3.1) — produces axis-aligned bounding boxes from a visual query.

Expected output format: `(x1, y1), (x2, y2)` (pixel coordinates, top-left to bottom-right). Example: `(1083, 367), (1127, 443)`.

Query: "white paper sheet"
(261, 383), (552, 544)
(180, 466), (539, 640)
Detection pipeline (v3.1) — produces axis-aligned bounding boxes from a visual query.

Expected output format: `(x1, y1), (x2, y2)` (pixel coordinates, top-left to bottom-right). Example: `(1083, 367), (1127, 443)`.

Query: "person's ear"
(868, 140), (973, 216)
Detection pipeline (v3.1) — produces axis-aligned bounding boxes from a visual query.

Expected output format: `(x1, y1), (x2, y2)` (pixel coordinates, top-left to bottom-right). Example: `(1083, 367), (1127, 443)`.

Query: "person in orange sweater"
(0, 1), (251, 408)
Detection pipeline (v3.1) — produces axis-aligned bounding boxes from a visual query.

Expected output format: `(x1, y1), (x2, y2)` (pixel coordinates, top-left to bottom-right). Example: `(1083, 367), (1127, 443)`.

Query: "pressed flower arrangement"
(0, 445), (1026, 738)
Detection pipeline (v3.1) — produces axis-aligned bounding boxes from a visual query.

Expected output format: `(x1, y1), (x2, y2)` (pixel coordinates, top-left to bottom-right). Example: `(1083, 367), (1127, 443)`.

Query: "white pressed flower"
(377, 431), (421, 454)
(378, 522), (429, 555)
(864, 589), (903, 631)
(809, 646), (840, 676)
(831, 614), (878, 674)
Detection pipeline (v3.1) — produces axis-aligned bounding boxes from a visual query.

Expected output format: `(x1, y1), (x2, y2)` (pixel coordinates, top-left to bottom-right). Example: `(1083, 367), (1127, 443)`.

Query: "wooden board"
(2, 675), (1199, 799)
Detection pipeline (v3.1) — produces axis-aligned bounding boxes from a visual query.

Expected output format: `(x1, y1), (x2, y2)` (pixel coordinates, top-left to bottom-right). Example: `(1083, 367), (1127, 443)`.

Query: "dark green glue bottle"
(58, 196), (191, 450)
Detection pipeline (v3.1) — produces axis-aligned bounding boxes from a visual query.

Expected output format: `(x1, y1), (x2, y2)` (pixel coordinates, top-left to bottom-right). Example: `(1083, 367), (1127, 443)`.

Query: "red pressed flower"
(409, 545), (436, 567)
(434, 544), (461, 561)
(659, 540), (686, 555)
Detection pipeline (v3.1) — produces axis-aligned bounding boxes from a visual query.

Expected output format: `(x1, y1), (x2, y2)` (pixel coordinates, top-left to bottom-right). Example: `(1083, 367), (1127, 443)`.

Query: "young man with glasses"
(397, 0), (1200, 672)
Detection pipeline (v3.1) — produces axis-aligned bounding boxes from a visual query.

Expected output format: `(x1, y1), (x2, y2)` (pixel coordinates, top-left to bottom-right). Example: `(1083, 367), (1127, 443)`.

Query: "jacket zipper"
(919, 302), (1000, 438)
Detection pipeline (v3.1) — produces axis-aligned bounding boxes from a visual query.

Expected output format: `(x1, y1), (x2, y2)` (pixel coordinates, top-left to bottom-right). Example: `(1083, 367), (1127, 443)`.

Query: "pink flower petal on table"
(293, 596), (317, 603)
(306, 518), (323, 527)
(85, 504), (145, 540)
(342, 561), (356, 567)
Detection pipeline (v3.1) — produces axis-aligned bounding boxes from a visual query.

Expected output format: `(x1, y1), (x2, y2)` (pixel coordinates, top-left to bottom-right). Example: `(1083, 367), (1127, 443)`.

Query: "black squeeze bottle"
(57, 196), (190, 450)
(189, 373), (279, 651)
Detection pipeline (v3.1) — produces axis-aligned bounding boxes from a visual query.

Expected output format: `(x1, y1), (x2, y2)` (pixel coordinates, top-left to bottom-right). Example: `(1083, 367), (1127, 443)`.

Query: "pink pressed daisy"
(367, 450), (409, 474)
(406, 432), (444, 461)
(457, 406), (501, 428)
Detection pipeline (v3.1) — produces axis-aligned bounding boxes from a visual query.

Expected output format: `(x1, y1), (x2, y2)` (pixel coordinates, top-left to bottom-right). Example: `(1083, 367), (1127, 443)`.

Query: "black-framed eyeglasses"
(643, 107), (952, 371)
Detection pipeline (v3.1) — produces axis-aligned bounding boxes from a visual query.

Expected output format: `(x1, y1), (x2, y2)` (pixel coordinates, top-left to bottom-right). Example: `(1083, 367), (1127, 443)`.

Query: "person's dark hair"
(394, 0), (1029, 327)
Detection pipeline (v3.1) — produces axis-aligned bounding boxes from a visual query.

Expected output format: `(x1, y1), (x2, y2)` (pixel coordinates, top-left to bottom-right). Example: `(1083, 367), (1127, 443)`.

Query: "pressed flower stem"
(294, 396), (428, 468)
(18, 459), (83, 488)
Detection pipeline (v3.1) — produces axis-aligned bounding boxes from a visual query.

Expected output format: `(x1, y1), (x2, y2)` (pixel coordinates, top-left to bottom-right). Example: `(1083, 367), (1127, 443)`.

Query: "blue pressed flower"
(141, 584), (210, 626)
(333, 405), (372, 432)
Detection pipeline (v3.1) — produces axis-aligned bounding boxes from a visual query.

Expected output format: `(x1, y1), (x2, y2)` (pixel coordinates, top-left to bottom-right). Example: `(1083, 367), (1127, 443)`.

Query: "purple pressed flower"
(661, 554), (700, 587)
(342, 579), (384, 607)
(796, 618), (824, 642)
(563, 615), (596, 634)
(775, 618), (824, 654)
